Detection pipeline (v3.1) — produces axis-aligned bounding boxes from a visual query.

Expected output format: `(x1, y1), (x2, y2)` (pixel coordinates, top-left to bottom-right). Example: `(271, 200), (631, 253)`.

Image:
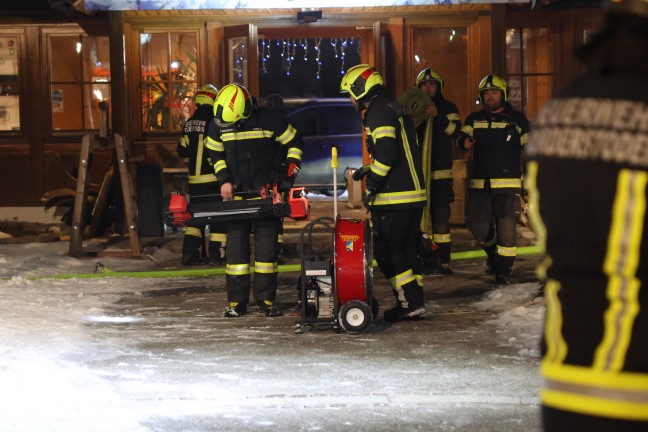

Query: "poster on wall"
(85, 0), (527, 10)
(0, 37), (18, 76)
(52, 89), (64, 113)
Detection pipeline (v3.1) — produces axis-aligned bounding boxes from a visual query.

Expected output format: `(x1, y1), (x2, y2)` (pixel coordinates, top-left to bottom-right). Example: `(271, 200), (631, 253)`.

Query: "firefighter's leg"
(373, 209), (425, 319)
(276, 217), (285, 265)
(224, 219), (252, 316)
(208, 221), (227, 264)
(431, 180), (453, 274)
(467, 188), (498, 267)
(492, 189), (518, 283)
(252, 216), (281, 316)
(182, 224), (207, 266)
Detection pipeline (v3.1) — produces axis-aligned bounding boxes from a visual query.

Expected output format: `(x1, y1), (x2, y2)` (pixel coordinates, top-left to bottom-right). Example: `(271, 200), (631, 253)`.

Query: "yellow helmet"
(415, 68), (444, 92)
(478, 74), (508, 102)
(195, 84), (218, 106)
(213, 84), (253, 126)
(340, 64), (384, 102)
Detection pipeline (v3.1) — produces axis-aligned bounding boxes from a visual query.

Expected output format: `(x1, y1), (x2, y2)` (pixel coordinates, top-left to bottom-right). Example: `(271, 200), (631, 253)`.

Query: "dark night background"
(258, 37), (361, 100)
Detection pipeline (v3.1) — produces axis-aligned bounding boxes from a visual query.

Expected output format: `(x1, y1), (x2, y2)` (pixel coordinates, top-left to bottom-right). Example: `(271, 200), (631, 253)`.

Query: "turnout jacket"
(525, 72), (648, 422)
(205, 107), (303, 193)
(458, 104), (529, 189)
(417, 93), (462, 180)
(364, 92), (427, 210)
(177, 105), (218, 185)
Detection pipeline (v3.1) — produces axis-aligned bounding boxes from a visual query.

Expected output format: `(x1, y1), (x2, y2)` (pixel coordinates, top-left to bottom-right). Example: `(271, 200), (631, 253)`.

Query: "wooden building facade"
(0, 4), (603, 206)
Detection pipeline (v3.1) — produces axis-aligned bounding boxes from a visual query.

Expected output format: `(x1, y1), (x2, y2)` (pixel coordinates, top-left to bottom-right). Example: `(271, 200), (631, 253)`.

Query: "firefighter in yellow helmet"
(176, 84), (227, 265)
(525, 0), (648, 430)
(344, 64), (427, 322)
(456, 74), (530, 285)
(414, 68), (462, 275)
(205, 84), (303, 318)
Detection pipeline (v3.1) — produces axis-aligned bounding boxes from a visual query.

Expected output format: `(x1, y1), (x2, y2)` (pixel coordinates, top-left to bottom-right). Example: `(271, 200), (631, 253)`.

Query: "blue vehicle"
(287, 99), (364, 195)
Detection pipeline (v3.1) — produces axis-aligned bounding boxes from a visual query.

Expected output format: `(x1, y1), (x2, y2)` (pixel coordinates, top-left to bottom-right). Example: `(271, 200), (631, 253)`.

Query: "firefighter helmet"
(195, 84), (218, 106)
(340, 64), (384, 102)
(605, 0), (648, 17)
(415, 68), (444, 92)
(213, 84), (254, 126)
(478, 74), (508, 102)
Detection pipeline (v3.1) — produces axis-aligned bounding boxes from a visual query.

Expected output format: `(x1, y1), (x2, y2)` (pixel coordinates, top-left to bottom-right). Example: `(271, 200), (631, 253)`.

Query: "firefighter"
(457, 74), (529, 285)
(343, 64), (427, 322)
(176, 84), (227, 266)
(524, 0), (648, 430)
(206, 84), (303, 318)
(415, 68), (462, 275)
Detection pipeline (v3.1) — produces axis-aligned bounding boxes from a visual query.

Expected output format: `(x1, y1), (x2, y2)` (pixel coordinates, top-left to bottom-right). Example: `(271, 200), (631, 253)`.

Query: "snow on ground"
(0, 240), (545, 431)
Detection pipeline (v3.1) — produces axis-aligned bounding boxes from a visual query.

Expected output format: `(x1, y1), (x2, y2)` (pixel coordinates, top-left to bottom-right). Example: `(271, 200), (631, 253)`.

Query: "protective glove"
(362, 189), (377, 210)
(352, 165), (371, 182)
(278, 175), (296, 193)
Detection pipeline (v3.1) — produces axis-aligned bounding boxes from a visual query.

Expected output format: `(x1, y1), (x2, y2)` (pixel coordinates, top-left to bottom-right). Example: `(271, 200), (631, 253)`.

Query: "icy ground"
(0, 241), (545, 432)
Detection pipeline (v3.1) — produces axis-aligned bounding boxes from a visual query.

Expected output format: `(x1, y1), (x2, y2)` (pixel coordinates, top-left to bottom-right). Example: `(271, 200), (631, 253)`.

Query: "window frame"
(133, 26), (206, 137)
(41, 26), (111, 137)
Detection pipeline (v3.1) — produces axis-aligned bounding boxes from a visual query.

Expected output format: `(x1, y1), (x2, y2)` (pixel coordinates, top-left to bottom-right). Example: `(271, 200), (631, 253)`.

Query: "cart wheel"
(339, 300), (372, 334)
(371, 297), (379, 321)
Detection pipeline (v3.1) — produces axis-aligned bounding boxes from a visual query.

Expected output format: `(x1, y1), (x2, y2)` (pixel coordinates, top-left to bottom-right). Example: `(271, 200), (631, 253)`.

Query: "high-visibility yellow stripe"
(372, 125), (396, 140)
(254, 261), (278, 274)
(194, 133), (205, 175)
(433, 233), (451, 243)
(185, 226), (202, 237)
(594, 170), (646, 372)
(469, 178), (522, 189)
(213, 160), (227, 174)
(416, 274), (423, 287)
(430, 169), (453, 180)
(420, 118), (433, 233)
(543, 279), (568, 364)
(542, 388), (648, 421)
(373, 189), (427, 206)
(287, 148), (303, 161)
(447, 113), (460, 121)
(461, 125), (474, 136)
(206, 136), (224, 151)
(370, 160), (390, 177)
(179, 135), (189, 148)
(525, 161), (547, 253)
(444, 122), (457, 136)
(221, 130), (273, 141)
(490, 122), (508, 129)
(188, 174), (217, 184)
(497, 244), (516, 257)
(277, 124), (297, 145)
(399, 118), (421, 191)
(209, 232), (226, 243)
(520, 133), (528, 145)
(542, 361), (648, 421)
(390, 269), (416, 288)
(226, 263), (250, 276)
(473, 122), (489, 129)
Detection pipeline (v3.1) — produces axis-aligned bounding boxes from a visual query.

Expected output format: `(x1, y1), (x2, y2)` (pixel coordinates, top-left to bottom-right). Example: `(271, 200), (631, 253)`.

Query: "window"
(506, 28), (553, 119)
(140, 31), (198, 132)
(48, 33), (110, 131)
(0, 34), (20, 131)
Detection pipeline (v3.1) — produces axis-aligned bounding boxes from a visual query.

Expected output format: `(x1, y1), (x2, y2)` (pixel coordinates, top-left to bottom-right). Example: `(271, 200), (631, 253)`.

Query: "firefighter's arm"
(365, 121), (399, 191)
(443, 102), (462, 140)
(277, 120), (304, 191)
(456, 115), (475, 150)
(205, 122), (234, 195)
(177, 134), (189, 164)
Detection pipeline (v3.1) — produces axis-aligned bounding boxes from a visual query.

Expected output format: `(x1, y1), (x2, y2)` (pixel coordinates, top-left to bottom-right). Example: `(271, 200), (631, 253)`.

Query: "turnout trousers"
(225, 216), (279, 304)
(371, 208), (424, 309)
(467, 187), (519, 277)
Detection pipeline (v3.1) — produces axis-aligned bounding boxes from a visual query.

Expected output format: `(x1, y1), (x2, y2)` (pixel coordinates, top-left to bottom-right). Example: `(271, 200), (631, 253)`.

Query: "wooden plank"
(88, 166), (114, 237)
(114, 134), (142, 257)
(69, 134), (93, 257)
